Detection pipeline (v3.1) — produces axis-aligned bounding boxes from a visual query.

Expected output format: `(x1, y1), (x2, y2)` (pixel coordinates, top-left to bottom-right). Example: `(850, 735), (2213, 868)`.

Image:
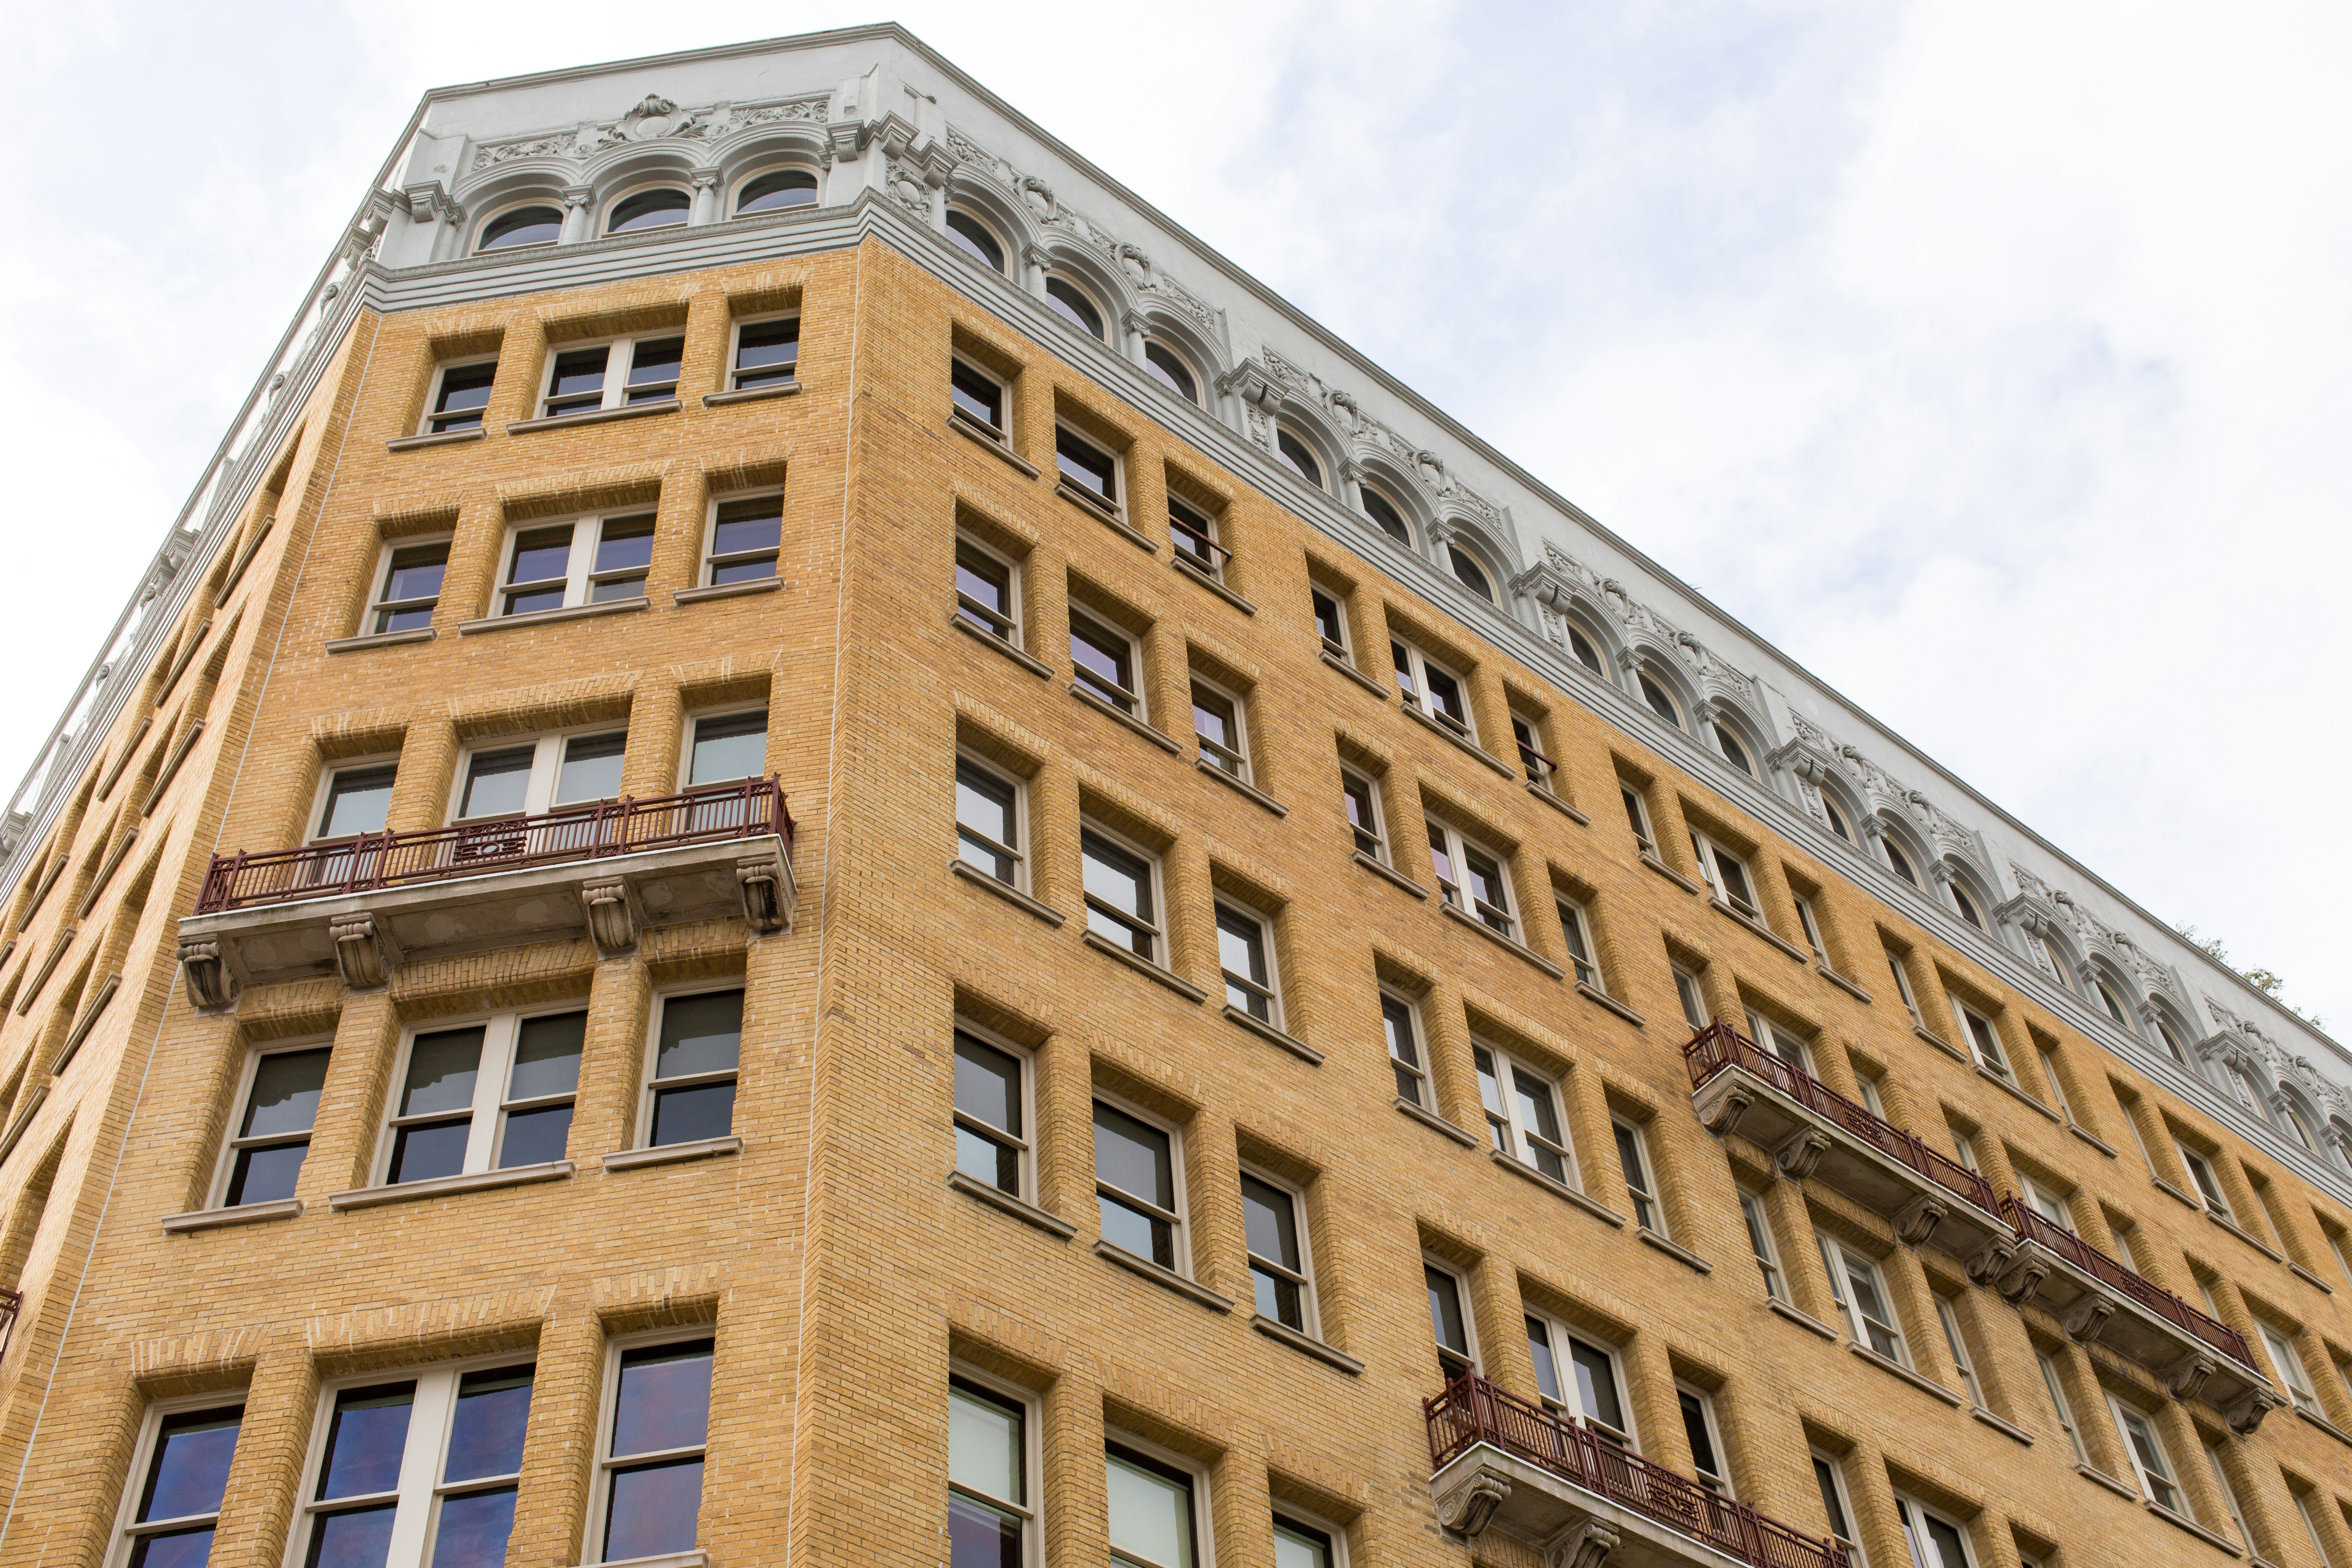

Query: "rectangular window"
(1952, 1129), (1981, 1174)
(1886, 951), (1924, 1028)
(2203, 1442), (2252, 1549)
(369, 541), (449, 634)
(1382, 990), (1428, 1107)
(1895, 1497), (1975, 1568)
(686, 708), (768, 787)
(1792, 894), (1829, 966)
(949, 1374), (1033, 1568)
(1740, 1189), (1787, 1302)
(955, 534), (1021, 643)
(1190, 673), (1251, 780)
(499, 511), (655, 615)
(1556, 897), (1599, 990)
(643, 989), (741, 1149)
(1819, 1236), (1908, 1364)
(1241, 1171), (1317, 1333)
(1511, 714), (1556, 792)
(1613, 1120), (1661, 1234)
(1673, 966), (1711, 1031)
(316, 763), (398, 840)
(1856, 1073), (1888, 1121)
(2297, 1493), (2339, 1568)
(1311, 587), (1350, 658)
(729, 315), (799, 391)
(1528, 1314), (1633, 1443)
(1811, 1453), (1866, 1568)
(215, 1044), (331, 1207)
(1341, 768), (1385, 860)
(1215, 902), (1280, 1025)
(1274, 1514), (1339, 1568)
(1070, 610), (1144, 716)
(1106, 1443), (1198, 1568)
(2179, 1146), (2234, 1220)
(2262, 1326), (2322, 1414)
(1621, 786), (1655, 855)
(1677, 1386), (1730, 1493)
(1426, 1261), (1476, 1377)
(955, 756), (1025, 889)
(113, 1403), (243, 1568)
(422, 359), (497, 435)
(2108, 1398), (2183, 1512)
(454, 730), (628, 820)
(592, 1338), (713, 1563)
(1689, 829), (1759, 918)
(1392, 639), (1473, 737)
(2036, 1046), (2075, 1122)
(541, 333), (685, 418)
(1936, 1294), (1985, 1408)
(1055, 425), (1120, 509)
(1427, 818), (1516, 938)
(1954, 1002), (2008, 1077)
(2037, 1352), (2088, 1464)
(1167, 493), (1223, 579)
(952, 1026), (1030, 1198)
(1746, 1011), (1814, 1075)
(1081, 827), (1162, 963)
(1095, 1099), (1184, 1271)
(1476, 1043), (1577, 1185)
(294, 1363), (535, 1568)
(379, 1008), (583, 1184)
(951, 358), (1007, 434)
(704, 493), (782, 586)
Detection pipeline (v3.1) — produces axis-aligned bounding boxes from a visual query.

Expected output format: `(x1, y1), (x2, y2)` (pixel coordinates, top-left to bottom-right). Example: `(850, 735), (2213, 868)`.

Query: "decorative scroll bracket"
(330, 914), (388, 991)
(178, 939), (235, 1011)
(1434, 1463), (1512, 1537)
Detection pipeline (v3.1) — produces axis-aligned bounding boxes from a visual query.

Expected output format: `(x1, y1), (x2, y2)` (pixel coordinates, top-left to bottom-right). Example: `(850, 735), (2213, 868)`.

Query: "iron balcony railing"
(1682, 1023), (2001, 1217)
(2002, 1197), (2256, 1372)
(1426, 1373), (1850, 1568)
(194, 778), (793, 916)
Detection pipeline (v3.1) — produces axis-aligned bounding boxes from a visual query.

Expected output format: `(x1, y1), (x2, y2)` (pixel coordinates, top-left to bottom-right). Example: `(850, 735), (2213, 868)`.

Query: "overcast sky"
(7, 1), (2346, 1033)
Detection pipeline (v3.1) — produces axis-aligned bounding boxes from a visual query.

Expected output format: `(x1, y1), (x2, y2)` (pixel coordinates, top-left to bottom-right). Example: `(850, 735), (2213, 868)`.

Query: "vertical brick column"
(508, 1311), (604, 1568)
(575, 953), (653, 1159)
(300, 991), (399, 1197)
(1040, 1365), (1107, 1568)
(211, 1345), (318, 1568)
(621, 684), (684, 799)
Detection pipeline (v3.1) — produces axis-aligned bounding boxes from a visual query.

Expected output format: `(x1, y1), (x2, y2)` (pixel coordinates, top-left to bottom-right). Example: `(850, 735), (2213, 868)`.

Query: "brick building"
(2, 24), (2350, 1568)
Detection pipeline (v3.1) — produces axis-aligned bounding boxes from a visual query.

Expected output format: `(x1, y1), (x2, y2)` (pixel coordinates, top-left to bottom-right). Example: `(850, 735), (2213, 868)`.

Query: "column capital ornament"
(690, 167), (723, 190)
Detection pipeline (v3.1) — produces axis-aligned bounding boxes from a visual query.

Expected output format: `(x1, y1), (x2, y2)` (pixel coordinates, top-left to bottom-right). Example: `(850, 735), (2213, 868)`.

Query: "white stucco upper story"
(9, 23), (2347, 1193)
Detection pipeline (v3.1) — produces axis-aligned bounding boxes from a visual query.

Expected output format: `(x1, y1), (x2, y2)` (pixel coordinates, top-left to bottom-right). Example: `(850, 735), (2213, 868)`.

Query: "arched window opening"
(2153, 1016), (2190, 1067)
(738, 168), (818, 215)
(1949, 877), (1984, 929)
(1449, 545), (1494, 602)
(1564, 621), (1605, 677)
(1044, 276), (1104, 340)
(478, 205), (563, 253)
(2094, 978), (2132, 1027)
(2283, 1102), (2321, 1156)
(1637, 670), (1681, 728)
(1713, 723), (1754, 777)
(1820, 793), (1854, 843)
(947, 209), (1006, 273)
(1882, 836), (1919, 886)
(1361, 486), (1410, 544)
(1143, 341), (1198, 404)
(2038, 935), (2074, 991)
(1276, 428), (1323, 489)
(607, 187), (690, 234)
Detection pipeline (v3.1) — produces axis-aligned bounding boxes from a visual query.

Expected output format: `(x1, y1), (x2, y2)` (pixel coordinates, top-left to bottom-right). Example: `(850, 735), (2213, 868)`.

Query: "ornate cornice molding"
(467, 91), (830, 173)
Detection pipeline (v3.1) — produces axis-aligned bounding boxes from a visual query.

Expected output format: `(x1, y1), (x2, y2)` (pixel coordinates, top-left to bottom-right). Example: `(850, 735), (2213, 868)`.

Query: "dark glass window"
(688, 710), (767, 785)
(1342, 772), (1381, 857)
(373, 543), (448, 634)
(707, 495), (783, 584)
(388, 1028), (484, 1184)
(955, 539), (1016, 640)
(1080, 830), (1155, 956)
(1638, 672), (1681, 727)
(649, 991), (742, 1147)
(501, 526), (574, 616)
(224, 1046), (331, 1207)
(459, 745), (534, 819)
(603, 1341), (713, 1560)
(946, 210), (1005, 272)
(1044, 277), (1104, 339)
(1216, 904), (1275, 1019)
(317, 765), (397, 840)
(607, 188), (690, 234)
(1192, 681), (1246, 777)
(1168, 495), (1219, 575)
(1566, 622), (1604, 675)
(625, 337), (684, 403)
(428, 362), (497, 434)
(499, 1012), (583, 1169)
(1311, 587), (1347, 652)
(543, 346), (610, 418)
(553, 732), (626, 807)
(948, 1377), (1027, 1568)
(737, 168), (818, 215)
(1449, 545), (1494, 601)
(1426, 1265), (1471, 1374)
(1678, 1391), (1725, 1488)
(951, 360), (1005, 430)
(952, 1030), (1024, 1193)
(478, 206), (561, 252)
(1143, 342), (1197, 402)
(1569, 1337), (1629, 1436)
(1241, 1175), (1307, 1329)
(1070, 613), (1137, 712)
(587, 515), (653, 602)
(432, 1369), (534, 1568)
(1884, 838), (1919, 885)
(1713, 722), (1754, 775)
(130, 1406), (242, 1568)
(1361, 487), (1410, 544)
(309, 1383), (415, 1568)
(1055, 428), (1118, 503)
(1383, 994), (1425, 1103)
(1094, 1103), (1177, 1267)
(1276, 429), (1322, 489)
(955, 760), (1020, 885)
(732, 318), (800, 390)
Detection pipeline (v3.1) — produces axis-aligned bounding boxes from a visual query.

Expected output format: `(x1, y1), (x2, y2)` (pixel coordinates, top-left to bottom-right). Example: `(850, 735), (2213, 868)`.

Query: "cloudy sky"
(7, 1), (2346, 1031)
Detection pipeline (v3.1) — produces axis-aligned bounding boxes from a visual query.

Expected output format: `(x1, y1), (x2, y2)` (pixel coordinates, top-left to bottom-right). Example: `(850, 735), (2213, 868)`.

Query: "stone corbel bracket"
(1544, 1519), (1622, 1568)
(1433, 1462), (1511, 1536)
(177, 939), (236, 1012)
(330, 913), (395, 991)
(738, 855), (793, 933)
(1217, 359), (1283, 416)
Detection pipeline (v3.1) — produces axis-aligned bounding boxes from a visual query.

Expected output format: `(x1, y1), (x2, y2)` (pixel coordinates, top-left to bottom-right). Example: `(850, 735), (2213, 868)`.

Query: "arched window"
(1564, 620), (1605, 677)
(1361, 485), (1410, 544)
(1820, 793), (1854, 843)
(946, 209), (1006, 273)
(1948, 877), (1984, 929)
(2093, 977), (2132, 1027)
(2282, 1101), (2322, 1156)
(737, 168), (818, 215)
(1448, 545), (1494, 602)
(477, 205), (563, 253)
(1044, 276), (1104, 340)
(2226, 1064), (2265, 1118)
(1637, 670), (1681, 729)
(2038, 935), (2074, 992)
(1882, 837), (1919, 886)
(2153, 1015), (2190, 1067)
(607, 187), (690, 235)
(1276, 428), (1323, 489)
(1143, 341), (1198, 404)
(1712, 722), (1754, 777)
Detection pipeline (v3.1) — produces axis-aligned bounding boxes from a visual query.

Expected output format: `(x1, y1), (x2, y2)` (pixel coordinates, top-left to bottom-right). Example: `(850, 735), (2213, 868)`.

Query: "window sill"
(573, 1551), (707, 1568)
(386, 427), (486, 453)
(1488, 1150), (1625, 1227)
(456, 597), (650, 636)
(1196, 756), (1288, 817)
(162, 1198), (303, 1234)
(952, 613), (1054, 678)
(507, 397), (681, 434)
(949, 1170), (1075, 1239)
(1057, 481), (1153, 549)
(1351, 850), (1428, 899)
(2206, 1210), (2284, 1262)
(1524, 783), (1589, 825)
(2295, 1405), (2352, 1449)
(1639, 853), (1704, 895)
(1576, 982), (1643, 1027)
(1707, 897), (1808, 963)
(1971, 1406), (2036, 1446)
(325, 627), (436, 654)
(1070, 684), (1184, 755)
(1171, 552), (1256, 614)
(1769, 1299), (1840, 1340)
(328, 1160), (573, 1211)
(1440, 902), (1565, 980)
(2288, 1260), (2334, 1294)
(950, 861), (1066, 927)
(1222, 1004), (1321, 1065)
(1401, 704), (1516, 779)
(949, 411), (1040, 476)
(2150, 1175), (2202, 1211)
(1093, 1239), (1234, 1312)
(2074, 1464), (2143, 1502)
(1638, 1229), (1712, 1274)
(1815, 965), (1872, 1004)
(1252, 1314), (1364, 1375)
(1080, 930), (1208, 1003)
(1848, 1343), (1963, 1407)
(1975, 1063), (2062, 1123)
(674, 578), (781, 605)
(2066, 1122), (2117, 1158)
(602, 1136), (741, 1173)
(2144, 1499), (2243, 1556)
(703, 380), (800, 406)
(1396, 1096), (1478, 1147)
(1915, 1026), (1968, 1063)
(1318, 648), (1389, 699)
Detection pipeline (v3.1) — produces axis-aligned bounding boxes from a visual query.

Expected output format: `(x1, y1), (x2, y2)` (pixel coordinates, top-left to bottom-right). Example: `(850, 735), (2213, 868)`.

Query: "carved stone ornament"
(1773, 1128), (1831, 1181)
(1433, 1463), (1511, 1536)
(2062, 1296), (2115, 1343)
(2165, 1352), (2216, 1403)
(1993, 1256), (2050, 1309)
(178, 939), (234, 1011)
(1964, 1236), (2020, 1286)
(737, 858), (790, 933)
(469, 92), (828, 171)
(1692, 1075), (1753, 1138)
(1216, 359), (1283, 415)
(331, 914), (388, 991)
(2225, 1386), (2284, 1435)
(1544, 1518), (1622, 1568)
(1893, 1193), (1948, 1248)
(580, 880), (636, 952)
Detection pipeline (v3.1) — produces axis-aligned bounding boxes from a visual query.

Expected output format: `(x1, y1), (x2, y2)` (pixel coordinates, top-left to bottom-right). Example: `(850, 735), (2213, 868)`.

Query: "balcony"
(1992, 1199), (2278, 1431)
(1684, 1025), (2007, 1264)
(176, 780), (794, 1006)
(1426, 1374), (1849, 1568)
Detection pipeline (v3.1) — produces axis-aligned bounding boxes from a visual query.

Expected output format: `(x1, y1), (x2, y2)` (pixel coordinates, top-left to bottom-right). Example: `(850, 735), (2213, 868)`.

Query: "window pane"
(319, 1384), (415, 1500)
(1570, 1339), (1626, 1433)
(651, 1083), (735, 1147)
(1313, 589), (1346, 646)
(1678, 1391), (1720, 1480)
(738, 170), (817, 214)
(610, 190), (689, 233)
(953, 1034), (1021, 1137)
(427, 1489), (516, 1568)
(1426, 666), (1467, 725)
(508, 1013), (584, 1101)
(429, 361), (497, 421)
(128, 1528), (217, 1568)
(306, 1504), (398, 1568)
(625, 337), (684, 395)
(956, 763), (1019, 881)
(226, 1143), (310, 1207)
(603, 1458), (704, 1560)
(1081, 835), (1151, 923)
(956, 544), (1013, 625)
(1924, 1516), (1970, 1568)
(546, 348), (610, 403)
(1513, 1068), (1562, 1146)
(947, 211), (1005, 271)
(593, 516), (655, 577)
(1276, 429), (1321, 488)
(950, 360), (1003, 426)
(497, 1105), (572, 1169)
(388, 1120), (470, 1185)
(382, 545), (448, 605)
(241, 1049), (330, 1139)
(400, 1030), (484, 1118)
(1055, 429), (1116, 497)
(612, 1341), (714, 1456)
(556, 733), (627, 805)
(459, 747), (534, 819)
(658, 992), (743, 1079)
(320, 768), (397, 839)
(711, 497), (782, 560)
(1528, 1318), (1563, 1405)
(948, 1380), (1024, 1504)
(734, 319), (800, 379)
(1144, 342), (1197, 402)
(1241, 1176), (1301, 1271)
(1217, 909), (1269, 990)
(1093, 1105), (1173, 1210)
(139, 1408), (242, 1523)
(479, 207), (561, 251)
(1106, 1450), (1194, 1568)
(1362, 488), (1409, 543)
(948, 1495), (1024, 1568)
(1273, 1521), (1332, 1568)
(689, 712), (767, 785)
(1813, 1460), (1853, 1541)
(1045, 279), (1105, 339)
(505, 526), (576, 593)
(445, 1369), (533, 1483)
(1070, 618), (1132, 693)
(1426, 1266), (1468, 1355)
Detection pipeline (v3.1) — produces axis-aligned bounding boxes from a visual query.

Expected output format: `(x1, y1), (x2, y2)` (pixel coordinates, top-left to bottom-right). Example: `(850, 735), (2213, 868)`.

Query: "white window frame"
(1746, 1011), (1815, 1076)
(2202, 1441), (2253, 1550)
(1043, 274), (1110, 343)
(1272, 1505), (1349, 1568)
(418, 357), (498, 437)
(948, 1362), (1042, 1568)
(1426, 817), (1517, 939)
(537, 330), (685, 417)
(1953, 1000), (2009, 1078)
(1391, 638), (1476, 739)
(1739, 1188), (1787, 1303)
(448, 726), (629, 822)
(2178, 1144), (2234, 1221)
(1070, 606), (1147, 718)
(1613, 1118), (1664, 1236)
(2035, 1047), (2075, 1123)
(1810, 1450), (1867, 1568)
(1340, 766), (1387, 862)
(309, 756), (402, 843)
(951, 1017), (1035, 1202)
(950, 354), (1011, 436)
(2022, 1178), (2072, 1230)
(1934, 1294), (1985, 1409)
(1792, 893), (1829, 966)
(1675, 1383), (1733, 1494)
(1894, 1495), (1977, 1568)
(1688, 828), (1760, 919)
(1555, 895), (1600, 991)
(2036, 1351), (2088, 1464)
(1310, 584), (1352, 659)
(374, 1006), (585, 1185)
(2262, 1324), (2321, 1414)
(954, 749), (1028, 892)
(725, 311), (800, 391)
(1238, 1163), (1320, 1338)
(1818, 1234), (1910, 1366)
(1621, 786), (1656, 856)
(600, 182), (692, 239)
(728, 162), (822, 217)
(1674, 966), (1712, 1031)
(954, 529), (1024, 646)
(636, 985), (744, 1152)
(1424, 1255), (1480, 1377)
(700, 487), (783, 588)
(2296, 1492), (2340, 1568)
(1475, 1039), (1579, 1187)
(208, 1038), (333, 1209)
(104, 1394), (246, 1568)
(1856, 1072), (1889, 1122)
(1527, 1308), (1637, 1446)
(1213, 899), (1282, 1028)
(1053, 420), (1123, 513)
(365, 535), (452, 636)
(1511, 711), (1556, 792)
(470, 199), (562, 256)
(1951, 1129), (1981, 1175)
(585, 1327), (715, 1565)
(493, 510), (656, 616)
(679, 705), (771, 789)
(1079, 820), (1165, 966)
(1104, 1428), (1216, 1568)
(1093, 1091), (1190, 1277)
(2107, 1395), (2185, 1513)
(1885, 951), (1925, 1028)
(1381, 988), (1430, 1109)
(1189, 669), (1253, 782)
(1167, 491), (1223, 579)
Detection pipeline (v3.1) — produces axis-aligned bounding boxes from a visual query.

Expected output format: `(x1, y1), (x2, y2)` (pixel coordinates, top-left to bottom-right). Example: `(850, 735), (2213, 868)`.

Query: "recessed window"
(686, 708), (768, 786)
(1621, 786), (1656, 855)
(1043, 276), (1104, 340)
(1095, 1099), (1183, 1270)
(1054, 425), (1120, 509)
(1740, 1189), (1786, 1302)
(593, 1338), (714, 1563)
(1426, 1261), (1476, 1377)
(1820, 792), (1854, 842)
(1144, 341), (1198, 403)
(1677, 1386), (1731, 1493)
(2262, 1325), (2322, 1414)
(455, 730), (627, 819)
(1448, 545), (1494, 602)
(1673, 966), (1711, 1031)
(2107, 1399), (2183, 1513)
(1947, 876), (1984, 929)
(1311, 586), (1351, 658)
(1811, 1454), (1864, 1568)
(1613, 1120), (1663, 1233)
(2021, 1179), (2068, 1228)
(1856, 1072), (1889, 1121)
(1555, 896), (1599, 990)
(1190, 673), (1251, 780)
(316, 763), (398, 840)
(1070, 610), (1144, 716)
(2038, 935), (2074, 990)
(1276, 427), (1323, 489)
(948, 1375), (1033, 1568)
(1511, 714), (1555, 791)
(2037, 1352), (2088, 1464)
(1167, 493), (1223, 579)
(1688, 829), (1759, 919)
(476, 204), (562, 253)
(703, 492), (783, 586)
(368, 540), (448, 634)
(728, 316), (799, 390)
(1361, 486), (1411, 545)
(1936, 1294), (1985, 1408)
(955, 533), (1020, 644)
(1080, 826), (1162, 962)
(1895, 1497), (1976, 1568)
(2203, 1441), (2254, 1553)
(539, 334), (685, 417)
(1382, 989), (1427, 1106)
(292, 1365), (535, 1568)
(1713, 722), (1754, 775)
(1951, 1128), (1981, 1174)
(955, 755), (1025, 889)
(114, 1403), (244, 1568)
(422, 359), (497, 435)
(1637, 670), (1682, 728)
(1475, 1042), (1575, 1184)
(1527, 1313), (1633, 1443)
(1274, 1514), (1340, 1568)
(215, 1044), (331, 1207)
(1746, 1011), (1813, 1075)
(1819, 1235), (1907, 1364)
(1954, 1002), (2009, 1077)
(1885, 950), (1924, 1027)
(642, 989), (741, 1149)
(1882, 837), (1920, 886)
(952, 1025), (1030, 1198)
(1792, 894), (1829, 966)
(2036, 1046), (2076, 1123)
(1427, 818), (1516, 938)
(2092, 977), (2131, 1027)
(1106, 1443), (1199, 1568)
(378, 1009), (584, 1184)
(1241, 1171), (1317, 1332)
(606, 186), (690, 235)
(950, 358), (1007, 434)
(947, 209), (1007, 273)
(1391, 639), (1473, 737)
(1565, 620), (1606, 677)
(1216, 901), (1280, 1023)
(736, 167), (817, 215)
(498, 512), (654, 615)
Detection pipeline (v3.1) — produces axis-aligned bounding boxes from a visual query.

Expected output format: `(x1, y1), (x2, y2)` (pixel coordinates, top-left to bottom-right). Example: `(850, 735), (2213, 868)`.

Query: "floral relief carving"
(470, 92), (830, 170)
(1268, 351), (1514, 537)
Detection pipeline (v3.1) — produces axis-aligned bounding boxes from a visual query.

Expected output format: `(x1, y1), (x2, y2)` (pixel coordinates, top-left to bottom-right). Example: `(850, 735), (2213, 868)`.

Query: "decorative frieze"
(468, 91), (830, 172)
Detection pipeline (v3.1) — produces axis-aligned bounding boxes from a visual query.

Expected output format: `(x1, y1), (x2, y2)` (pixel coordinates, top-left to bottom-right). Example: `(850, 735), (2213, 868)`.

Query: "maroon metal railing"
(2002, 1197), (2256, 1372)
(1426, 1374), (1849, 1568)
(194, 778), (793, 915)
(1682, 1024), (2001, 1217)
